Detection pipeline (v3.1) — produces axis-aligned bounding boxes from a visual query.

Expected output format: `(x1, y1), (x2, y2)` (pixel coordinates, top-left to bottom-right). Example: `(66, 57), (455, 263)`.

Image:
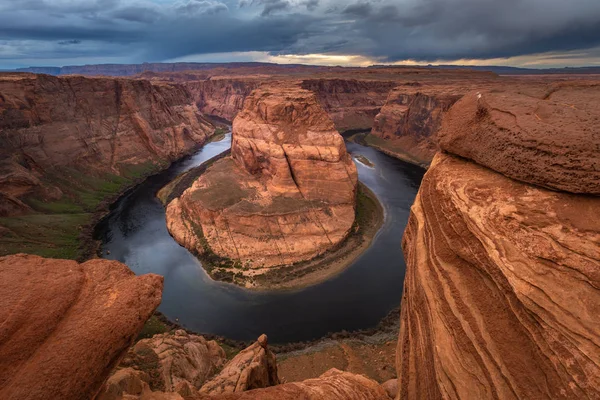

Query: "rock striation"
(301, 79), (397, 132)
(370, 85), (463, 165)
(398, 86), (600, 399)
(0, 254), (163, 400)
(166, 83), (358, 269)
(0, 73), (214, 218)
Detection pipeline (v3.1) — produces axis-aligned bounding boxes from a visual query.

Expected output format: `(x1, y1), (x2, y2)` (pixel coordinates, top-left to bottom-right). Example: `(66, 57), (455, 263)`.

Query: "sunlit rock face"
(398, 85), (600, 399)
(0, 254), (163, 400)
(166, 83), (358, 269)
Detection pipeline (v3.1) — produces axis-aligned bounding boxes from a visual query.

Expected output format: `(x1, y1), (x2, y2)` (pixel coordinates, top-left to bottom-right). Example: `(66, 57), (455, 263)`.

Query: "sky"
(1, 0), (600, 69)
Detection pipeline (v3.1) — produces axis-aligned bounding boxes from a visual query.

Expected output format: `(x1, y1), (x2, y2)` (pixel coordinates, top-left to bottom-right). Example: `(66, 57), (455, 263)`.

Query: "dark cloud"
(111, 6), (162, 23)
(0, 0), (599, 68)
(175, 0), (229, 15)
(58, 39), (82, 45)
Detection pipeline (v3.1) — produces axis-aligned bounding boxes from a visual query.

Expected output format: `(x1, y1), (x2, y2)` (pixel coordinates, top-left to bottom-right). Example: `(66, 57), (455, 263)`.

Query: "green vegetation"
(137, 315), (172, 340)
(208, 127), (228, 143)
(0, 161), (164, 260)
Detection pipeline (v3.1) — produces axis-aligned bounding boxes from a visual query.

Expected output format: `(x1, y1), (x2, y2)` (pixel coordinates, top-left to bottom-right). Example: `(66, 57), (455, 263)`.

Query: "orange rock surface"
(398, 85), (600, 398)
(0, 254), (163, 400)
(166, 83), (358, 268)
(438, 82), (600, 194)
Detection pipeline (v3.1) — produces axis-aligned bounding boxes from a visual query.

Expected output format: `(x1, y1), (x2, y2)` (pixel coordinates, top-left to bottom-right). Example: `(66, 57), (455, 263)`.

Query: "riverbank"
(345, 131), (430, 169)
(159, 173), (385, 290)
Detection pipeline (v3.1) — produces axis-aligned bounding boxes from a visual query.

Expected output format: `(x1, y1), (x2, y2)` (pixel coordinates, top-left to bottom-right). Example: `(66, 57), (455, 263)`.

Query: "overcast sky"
(1, 0), (600, 68)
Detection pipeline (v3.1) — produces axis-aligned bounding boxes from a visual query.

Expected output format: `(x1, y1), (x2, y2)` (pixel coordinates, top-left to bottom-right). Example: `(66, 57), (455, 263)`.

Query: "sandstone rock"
(204, 369), (389, 400)
(0, 254), (163, 400)
(166, 83), (358, 268)
(381, 378), (398, 399)
(398, 153), (600, 399)
(438, 83), (600, 194)
(0, 73), (214, 217)
(301, 79), (397, 132)
(188, 78), (262, 121)
(370, 86), (462, 165)
(200, 334), (279, 395)
(120, 330), (226, 392)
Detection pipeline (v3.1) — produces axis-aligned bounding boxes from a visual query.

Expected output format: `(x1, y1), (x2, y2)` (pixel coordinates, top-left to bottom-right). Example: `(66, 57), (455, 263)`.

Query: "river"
(94, 132), (424, 343)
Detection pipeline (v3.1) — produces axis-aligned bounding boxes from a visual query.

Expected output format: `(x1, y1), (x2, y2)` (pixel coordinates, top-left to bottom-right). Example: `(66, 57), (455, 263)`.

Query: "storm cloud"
(0, 0), (599, 68)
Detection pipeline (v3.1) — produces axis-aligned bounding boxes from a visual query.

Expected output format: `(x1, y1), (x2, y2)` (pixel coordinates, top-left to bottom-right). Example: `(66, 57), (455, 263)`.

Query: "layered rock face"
(0, 254), (163, 400)
(301, 79), (397, 132)
(0, 73), (214, 217)
(187, 78), (262, 121)
(370, 86), (462, 165)
(166, 84), (358, 268)
(398, 87), (600, 399)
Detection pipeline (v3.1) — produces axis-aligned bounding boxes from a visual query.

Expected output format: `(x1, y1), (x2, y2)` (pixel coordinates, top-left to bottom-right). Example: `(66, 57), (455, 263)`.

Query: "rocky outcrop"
(200, 334), (279, 395)
(0, 254), (163, 400)
(370, 85), (463, 165)
(438, 83), (600, 194)
(398, 86), (600, 399)
(0, 73), (214, 217)
(207, 369), (390, 399)
(166, 83), (358, 270)
(301, 79), (396, 132)
(119, 330), (226, 392)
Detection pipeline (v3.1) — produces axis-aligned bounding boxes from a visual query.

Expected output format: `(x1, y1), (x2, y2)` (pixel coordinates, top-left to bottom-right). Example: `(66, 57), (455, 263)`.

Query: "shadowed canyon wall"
(0, 73), (214, 258)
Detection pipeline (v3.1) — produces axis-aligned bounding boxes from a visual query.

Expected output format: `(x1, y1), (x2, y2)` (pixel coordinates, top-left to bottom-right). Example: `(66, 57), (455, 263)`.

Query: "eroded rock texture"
(166, 84), (358, 268)
(200, 334), (279, 395)
(207, 369), (390, 400)
(370, 85), (462, 165)
(438, 83), (600, 194)
(0, 73), (214, 217)
(301, 79), (397, 132)
(0, 254), (163, 400)
(398, 86), (600, 399)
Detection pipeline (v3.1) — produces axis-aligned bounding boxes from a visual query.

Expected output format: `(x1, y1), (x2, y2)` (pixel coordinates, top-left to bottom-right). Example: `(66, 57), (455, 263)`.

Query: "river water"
(94, 133), (424, 343)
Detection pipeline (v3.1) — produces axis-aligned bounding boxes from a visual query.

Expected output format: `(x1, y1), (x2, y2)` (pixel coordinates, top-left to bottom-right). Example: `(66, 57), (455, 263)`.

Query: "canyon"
(0, 64), (598, 399)
(0, 73), (215, 259)
(164, 83), (359, 280)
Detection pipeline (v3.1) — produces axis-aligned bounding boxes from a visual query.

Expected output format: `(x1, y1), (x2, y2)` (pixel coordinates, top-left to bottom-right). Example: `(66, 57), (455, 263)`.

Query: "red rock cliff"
(370, 85), (463, 165)
(301, 79), (397, 132)
(398, 85), (600, 399)
(0, 73), (214, 217)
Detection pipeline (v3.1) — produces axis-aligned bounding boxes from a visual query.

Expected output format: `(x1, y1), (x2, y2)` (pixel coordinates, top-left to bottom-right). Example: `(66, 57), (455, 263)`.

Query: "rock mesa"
(166, 84), (358, 268)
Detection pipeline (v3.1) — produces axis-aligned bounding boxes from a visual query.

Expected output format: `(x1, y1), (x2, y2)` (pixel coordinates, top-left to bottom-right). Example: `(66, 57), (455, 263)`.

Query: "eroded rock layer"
(370, 85), (463, 165)
(398, 156), (600, 397)
(301, 79), (397, 132)
(166, 84), (358, 268)
(0, 254), (163, 400)
(0, 73), (214, 217)
(438, 83), (600, 194)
